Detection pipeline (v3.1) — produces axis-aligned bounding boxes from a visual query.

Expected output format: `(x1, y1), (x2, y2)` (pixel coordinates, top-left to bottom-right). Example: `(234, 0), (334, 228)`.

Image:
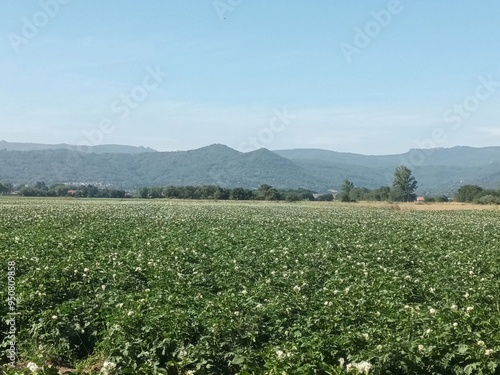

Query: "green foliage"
(0, 182), (13, 194)
(285, 192), (301, 202)
(17, 183), (127, 198)
(0, 145), (323, 191)
(391, 166), (418, 202)
(337, 191), (351, 202)
(339, 179), (355, 202)
(456, 185), (484, 202)
(2, 199), (500, 373)
(475, 195), (500, 205)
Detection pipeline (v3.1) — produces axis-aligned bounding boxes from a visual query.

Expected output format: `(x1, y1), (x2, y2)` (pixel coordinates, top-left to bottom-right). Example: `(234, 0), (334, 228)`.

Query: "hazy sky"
(1, 1), (500, 154)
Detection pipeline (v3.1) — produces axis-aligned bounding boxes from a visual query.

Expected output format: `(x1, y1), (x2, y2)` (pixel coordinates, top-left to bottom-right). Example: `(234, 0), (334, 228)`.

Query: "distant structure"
(328, 190), (339, 199)
(416, 196), (425, 202)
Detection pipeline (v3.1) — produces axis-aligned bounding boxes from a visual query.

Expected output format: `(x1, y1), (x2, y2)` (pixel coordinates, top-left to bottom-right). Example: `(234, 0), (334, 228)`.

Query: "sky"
(1, 0), (500, 155)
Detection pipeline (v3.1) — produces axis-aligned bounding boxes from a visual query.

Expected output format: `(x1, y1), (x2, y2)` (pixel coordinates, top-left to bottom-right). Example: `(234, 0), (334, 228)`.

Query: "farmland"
(1, 198), (500, 374)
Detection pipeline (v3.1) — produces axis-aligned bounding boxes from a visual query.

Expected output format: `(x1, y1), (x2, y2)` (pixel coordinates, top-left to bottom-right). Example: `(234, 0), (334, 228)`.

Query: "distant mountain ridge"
(273, 146), (500, 194)
(0, 142), (499, 195)
(0, 140), (157, 154)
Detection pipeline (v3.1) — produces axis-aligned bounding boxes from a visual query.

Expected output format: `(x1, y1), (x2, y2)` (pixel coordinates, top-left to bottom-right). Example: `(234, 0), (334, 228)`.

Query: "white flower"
(127, 310), (134, 316)
(101, 285), (106, 290)
(324, 301), (333, 307)
(362, 333), (369, 340)
(101, 360), (116, 374)
(51, 315), (58, 319)
(464, 292), (469, 298)
(27, 362), (40, 372)
(418, 344), (425, 351)
(376, 345), (383, 351)
(339, 357), (345, 366)
(293, 285), (301, 292)
(84, 268), (89, 272)
(276, 350), (285, 359)
(452, 322), (458, 327)
(404, 305), (411, 309)
(451, 304), (458, 310)
(256, 303), (263, 309)
(350, 361), (372, 374)
(485, 349), (494, 356)
(234, 311), (240, 316)
(429, 308), (437, 315)
(241, 289), (247, 295)
(135, 267), (142, 272)
(477, 340), (485, 346)
(466, 306), (474, 312)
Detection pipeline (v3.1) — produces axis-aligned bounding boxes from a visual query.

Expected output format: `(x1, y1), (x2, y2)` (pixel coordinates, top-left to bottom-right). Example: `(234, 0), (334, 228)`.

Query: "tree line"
(454, 185), (500, 204)
(138, 184), (320, 202)
(1, 166), (499, 204)
(337, 166), (420, 202)
(0, 181), (127, 198)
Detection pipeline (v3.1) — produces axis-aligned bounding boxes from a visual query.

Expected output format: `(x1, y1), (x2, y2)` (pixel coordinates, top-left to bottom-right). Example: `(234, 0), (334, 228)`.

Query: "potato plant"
(1, 198), (499, 374)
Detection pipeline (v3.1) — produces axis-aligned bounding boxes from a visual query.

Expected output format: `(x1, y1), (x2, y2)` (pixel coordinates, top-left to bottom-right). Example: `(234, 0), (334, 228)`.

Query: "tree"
(455, 185), (483, 202)
(34, 181), (48, 191)
(139, 187), (150, 199)
(230, 187), (253, 200)
(338, 179), (354, 202)
(255, 184), (280, 201)
(285, 193), (301, 202)
(391, 166), (418, 202)
(369, 186), (391, 201)
(0, 182), (13, 194)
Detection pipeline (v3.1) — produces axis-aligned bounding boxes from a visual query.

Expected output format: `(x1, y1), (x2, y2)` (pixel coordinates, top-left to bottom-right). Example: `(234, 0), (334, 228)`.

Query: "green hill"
(0, 144), (323, 190)
(274, 146), (500, 195)
(1, 143), (499, 195)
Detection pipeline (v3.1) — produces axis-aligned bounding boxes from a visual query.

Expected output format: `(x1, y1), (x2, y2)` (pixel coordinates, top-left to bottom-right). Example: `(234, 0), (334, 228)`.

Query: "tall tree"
(391, 166), (418, 202)
(338, 179), (354, 202)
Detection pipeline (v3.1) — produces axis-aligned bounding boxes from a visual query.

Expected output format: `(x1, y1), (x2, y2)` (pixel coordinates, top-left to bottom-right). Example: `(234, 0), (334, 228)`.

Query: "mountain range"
(1, 141), (500, 195)
(0, 140), (156, 154)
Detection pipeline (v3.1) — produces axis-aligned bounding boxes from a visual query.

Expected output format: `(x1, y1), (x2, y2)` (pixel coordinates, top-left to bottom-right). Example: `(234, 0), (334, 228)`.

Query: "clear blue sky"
(1, 0), (499, 154)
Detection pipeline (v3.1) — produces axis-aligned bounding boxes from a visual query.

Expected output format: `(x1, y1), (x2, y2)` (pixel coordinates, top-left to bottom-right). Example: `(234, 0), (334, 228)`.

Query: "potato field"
(1, 198), (500, 374)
